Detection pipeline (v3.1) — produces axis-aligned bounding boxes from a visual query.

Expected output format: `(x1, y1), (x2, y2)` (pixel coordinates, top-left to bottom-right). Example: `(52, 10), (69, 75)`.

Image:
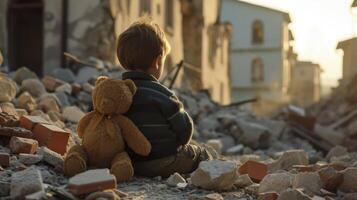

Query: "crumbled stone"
(21, 79), (46, 98)
(18, 154), (43, 165)
(166, 172), (187, 187)
(259, 172), (294, 194)
(67, 169), (117, 196)
(55, 83), (72, 94)
(37, 147), (63, 167)
(13, 67), (38, 85)
(326, 145), (348, 161)
(339, 167), (357, 193)
(10, 167), (44, 199)
(0, 74), (17, 102)
(292, 172), (323, 195)
(277, 189), (311, 200)
(191, 160), (238, 190)
(62, 106), (85, 123)
(269, 150), (309, 172)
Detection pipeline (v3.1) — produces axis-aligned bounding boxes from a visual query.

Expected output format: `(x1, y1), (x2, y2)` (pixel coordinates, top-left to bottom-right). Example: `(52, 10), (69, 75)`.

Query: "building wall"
(221, 0), (291, 113)
(340, 40), (357, 80)
(0, 0), (7, 65)
(181, 0), (231, 105)
(290, 62), (321, 107)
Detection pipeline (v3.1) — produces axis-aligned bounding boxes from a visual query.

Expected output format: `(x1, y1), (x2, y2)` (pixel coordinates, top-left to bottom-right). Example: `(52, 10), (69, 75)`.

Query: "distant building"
(337, 37), (357, 81)
(221, 0), (294, 114)
(181, 0), (232, 104)
(290, 61), (322, 107)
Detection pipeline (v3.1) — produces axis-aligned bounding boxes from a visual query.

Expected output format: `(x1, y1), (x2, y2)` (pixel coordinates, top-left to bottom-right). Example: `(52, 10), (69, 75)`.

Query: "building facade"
(181, 0), (232, 104)
(337, 37), (357, 81)
(221, 0), (294, 114)
(290, 61), (322, 107)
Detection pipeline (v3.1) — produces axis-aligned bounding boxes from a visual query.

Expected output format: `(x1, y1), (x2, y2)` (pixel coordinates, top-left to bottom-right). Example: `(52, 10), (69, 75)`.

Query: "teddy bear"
(63, 76), (151, 182)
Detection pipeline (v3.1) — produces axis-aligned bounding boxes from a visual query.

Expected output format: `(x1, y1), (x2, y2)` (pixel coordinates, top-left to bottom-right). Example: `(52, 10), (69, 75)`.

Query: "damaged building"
(0, 0), (232, 105)
(221, 0), (295, 114)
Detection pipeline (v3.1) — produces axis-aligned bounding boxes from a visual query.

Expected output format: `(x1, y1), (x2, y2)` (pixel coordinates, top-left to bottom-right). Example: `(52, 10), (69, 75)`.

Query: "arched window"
(252, 20), (264, 44)
(251, 58), (264, 82)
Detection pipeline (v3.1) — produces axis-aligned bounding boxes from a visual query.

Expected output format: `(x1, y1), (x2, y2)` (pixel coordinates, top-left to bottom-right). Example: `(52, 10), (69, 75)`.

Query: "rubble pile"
(307, 75), (357, 152)
(0, 64), (355, 199)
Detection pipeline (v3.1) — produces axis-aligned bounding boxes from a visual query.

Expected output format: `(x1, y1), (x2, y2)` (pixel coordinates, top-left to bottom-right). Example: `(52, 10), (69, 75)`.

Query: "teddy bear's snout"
(100, 98), (115, 113)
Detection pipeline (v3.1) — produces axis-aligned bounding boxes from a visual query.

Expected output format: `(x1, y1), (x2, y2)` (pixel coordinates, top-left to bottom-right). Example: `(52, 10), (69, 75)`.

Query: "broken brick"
(0, 152), (10, 167)
(0, 126), (33, 139)
(71, 83), (82, 94)
(0, 112), (19, 127)
(67, 169), (117, 196)
(9, 136), (38, 154)
(318, 167), (343, 192)
(239, 160), (267, 183)
(258, 192), (279, 200)
(33, 123), (70, 155)
(19, 115), (50, 131)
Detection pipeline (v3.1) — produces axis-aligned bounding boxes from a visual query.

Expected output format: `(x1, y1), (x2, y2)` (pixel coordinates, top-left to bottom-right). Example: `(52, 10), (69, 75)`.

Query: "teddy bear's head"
(92, 76), (136, 115)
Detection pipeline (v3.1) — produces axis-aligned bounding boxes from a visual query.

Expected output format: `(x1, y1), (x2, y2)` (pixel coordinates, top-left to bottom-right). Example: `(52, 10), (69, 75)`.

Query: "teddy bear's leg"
(110, 152), (134, 182)
(64, 144), (88, 177)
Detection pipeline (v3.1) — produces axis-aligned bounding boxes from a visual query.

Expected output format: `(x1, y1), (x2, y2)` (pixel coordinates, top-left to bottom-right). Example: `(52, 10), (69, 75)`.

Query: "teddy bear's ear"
(95, 76), (108, 86)
(124, 79), (137, 94)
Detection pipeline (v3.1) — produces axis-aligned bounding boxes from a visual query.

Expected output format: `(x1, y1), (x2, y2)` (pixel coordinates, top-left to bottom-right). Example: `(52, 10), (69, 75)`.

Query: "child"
(117, 19), (214, 178)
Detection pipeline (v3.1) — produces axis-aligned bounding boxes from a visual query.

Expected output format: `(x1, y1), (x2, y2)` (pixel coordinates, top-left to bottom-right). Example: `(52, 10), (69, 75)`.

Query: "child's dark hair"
(117, 18), (171, 71)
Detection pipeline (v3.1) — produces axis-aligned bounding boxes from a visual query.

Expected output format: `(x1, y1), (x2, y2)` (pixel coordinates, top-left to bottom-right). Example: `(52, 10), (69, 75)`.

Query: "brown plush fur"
(64, 76), (151, 182)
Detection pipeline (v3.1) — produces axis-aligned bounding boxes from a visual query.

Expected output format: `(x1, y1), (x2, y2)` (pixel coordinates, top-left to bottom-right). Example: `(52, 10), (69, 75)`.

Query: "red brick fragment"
(42, 75), (65, 92)
(19, 115), (50, 131)
(239, 160), (267, 183)
(33, 123), (70, 155)
(0, 152), (10, 167)
(0, 126), (33, 139)
(318, 167), (343, 192)
(71, 83), (82, 94)
(9, 136), (38, 154)
(67, 169), (117, 196)
(258, 192), (278, 200)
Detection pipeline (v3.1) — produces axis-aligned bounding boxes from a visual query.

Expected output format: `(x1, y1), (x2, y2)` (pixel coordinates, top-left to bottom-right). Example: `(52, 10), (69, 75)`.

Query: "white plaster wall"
(221, 0), (284, 50)
(230, 51), (282, 88)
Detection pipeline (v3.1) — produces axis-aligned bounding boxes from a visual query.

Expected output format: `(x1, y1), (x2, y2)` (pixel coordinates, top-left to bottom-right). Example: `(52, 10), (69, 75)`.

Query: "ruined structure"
(221, 0), (295, 114)
(181, 0), (232, 105)
(337, 37), (357, 81)
(290, 61), (322, 107)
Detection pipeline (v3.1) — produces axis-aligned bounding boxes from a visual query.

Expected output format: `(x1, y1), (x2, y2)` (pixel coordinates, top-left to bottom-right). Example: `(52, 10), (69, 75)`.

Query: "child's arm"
(165, 96), (194, 145)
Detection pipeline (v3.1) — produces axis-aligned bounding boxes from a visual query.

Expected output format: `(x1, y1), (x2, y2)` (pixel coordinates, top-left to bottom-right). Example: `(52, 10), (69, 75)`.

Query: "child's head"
(117, 18), (171, 79)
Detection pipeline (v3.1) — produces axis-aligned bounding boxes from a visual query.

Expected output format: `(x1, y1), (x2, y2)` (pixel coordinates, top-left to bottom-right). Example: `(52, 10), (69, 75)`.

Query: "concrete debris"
(292, 172), (323, 195)
(10, 167), (44, 199)
(166, 172), (187, 187)
(67, 169), (117, 196)
(339, 167), (357, 193)
(18, 153), (43, 165)
(191, 160), (238, 190)
(0, 64), (355, 199)
(0, 73), (17, 102)
(259, 172), (293, 194)
(269, 150), (309, 172)
(21, 79), (47, 98)
(277, 189), (311, 200)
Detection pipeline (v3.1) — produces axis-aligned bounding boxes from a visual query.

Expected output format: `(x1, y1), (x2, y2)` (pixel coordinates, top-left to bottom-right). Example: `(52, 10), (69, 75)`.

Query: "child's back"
(117, 19), (214, 177)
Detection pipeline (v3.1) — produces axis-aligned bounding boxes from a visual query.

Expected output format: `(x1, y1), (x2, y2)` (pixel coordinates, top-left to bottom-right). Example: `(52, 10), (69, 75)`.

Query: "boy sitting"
(117, 19), (214, 178)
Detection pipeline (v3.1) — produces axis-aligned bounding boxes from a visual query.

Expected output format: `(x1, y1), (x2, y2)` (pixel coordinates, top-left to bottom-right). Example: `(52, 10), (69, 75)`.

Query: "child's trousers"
(133, 144), (214, 178)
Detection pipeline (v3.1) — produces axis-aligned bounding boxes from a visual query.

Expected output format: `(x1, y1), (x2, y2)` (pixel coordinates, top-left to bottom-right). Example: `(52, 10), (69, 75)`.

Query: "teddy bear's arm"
(115, 115), (151, 156)
(77, 111), (95, 138)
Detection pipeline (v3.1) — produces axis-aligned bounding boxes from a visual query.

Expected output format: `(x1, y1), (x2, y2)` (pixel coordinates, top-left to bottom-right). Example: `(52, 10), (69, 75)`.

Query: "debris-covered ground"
(0, 59), (356, 200)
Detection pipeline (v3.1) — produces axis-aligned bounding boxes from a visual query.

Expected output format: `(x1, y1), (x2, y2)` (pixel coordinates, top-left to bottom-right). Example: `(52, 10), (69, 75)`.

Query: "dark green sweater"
(122, 71), (193, 161)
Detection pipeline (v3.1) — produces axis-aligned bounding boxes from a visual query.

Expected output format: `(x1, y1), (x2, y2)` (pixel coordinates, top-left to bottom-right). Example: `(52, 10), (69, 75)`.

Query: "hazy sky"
(242, 0), (357, 86)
